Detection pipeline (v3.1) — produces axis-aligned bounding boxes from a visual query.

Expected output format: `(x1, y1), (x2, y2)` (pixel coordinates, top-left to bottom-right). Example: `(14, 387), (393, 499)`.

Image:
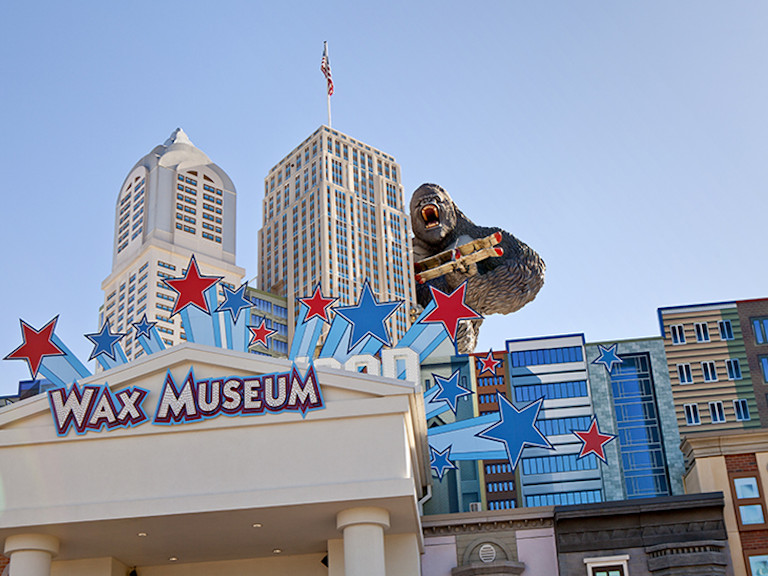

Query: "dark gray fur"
(410, 183), (545, 353)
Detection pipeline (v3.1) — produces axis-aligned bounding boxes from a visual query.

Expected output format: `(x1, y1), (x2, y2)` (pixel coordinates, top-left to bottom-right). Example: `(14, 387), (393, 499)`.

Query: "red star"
(298, 285), (337, 323)
(5, 317), (66, 377)
(573, 418), (616, 463)
(249, 320), (276, 347)
(478, 350), (502, 375)
(421, 282), (482, 341)
(164, 255), (222, 315)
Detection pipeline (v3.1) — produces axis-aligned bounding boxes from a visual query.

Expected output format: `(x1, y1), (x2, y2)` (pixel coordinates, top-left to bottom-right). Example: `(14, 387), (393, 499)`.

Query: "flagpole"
(325, 41), (332, 128)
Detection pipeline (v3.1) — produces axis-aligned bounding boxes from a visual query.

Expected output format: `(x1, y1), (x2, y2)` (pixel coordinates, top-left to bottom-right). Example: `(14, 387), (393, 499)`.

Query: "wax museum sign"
(47, 364), (324, 436)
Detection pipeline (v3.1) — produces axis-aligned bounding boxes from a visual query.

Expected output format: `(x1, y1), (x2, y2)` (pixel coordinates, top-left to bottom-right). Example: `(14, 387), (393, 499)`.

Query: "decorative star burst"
(478, 350), (501, 376)
(476, 395), (553, 470)
(164, 255), (222, 315)
(85, 320), (127, 361)
(432, 369), (473, 414)
(573, 417), (616, 463)
(420, 281), (482, 342)
(592, 344), (623, 373)
(299, 285), (337, 323)
(132, 314), (156, 339)
(215, 283), (253, 322)
(430, 445), (458, 481)
(249, 320), (276, 347)
(333, 281), (403, 350)
(4, 317), (66, 377)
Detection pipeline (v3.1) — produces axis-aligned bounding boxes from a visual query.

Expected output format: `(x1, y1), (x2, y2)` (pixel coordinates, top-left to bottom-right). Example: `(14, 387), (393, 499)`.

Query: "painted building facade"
(658, 301), (759, 434)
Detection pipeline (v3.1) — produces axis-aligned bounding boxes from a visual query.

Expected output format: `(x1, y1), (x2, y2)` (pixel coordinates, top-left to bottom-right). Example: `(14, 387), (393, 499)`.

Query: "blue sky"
(1, 1), (766, 395)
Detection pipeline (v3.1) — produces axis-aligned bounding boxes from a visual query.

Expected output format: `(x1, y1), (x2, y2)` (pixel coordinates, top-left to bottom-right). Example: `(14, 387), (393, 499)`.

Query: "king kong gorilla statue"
(410, 183), (545, 354)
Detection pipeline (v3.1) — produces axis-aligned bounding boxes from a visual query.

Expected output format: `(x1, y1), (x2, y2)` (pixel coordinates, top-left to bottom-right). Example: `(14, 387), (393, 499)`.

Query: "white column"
(4, 534), (59, 576)
(336, 507), (390, 576)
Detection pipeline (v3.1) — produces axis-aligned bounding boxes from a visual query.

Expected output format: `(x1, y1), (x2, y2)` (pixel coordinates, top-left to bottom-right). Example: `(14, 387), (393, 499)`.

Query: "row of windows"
(487, 481), (513, 493)
(521, 453), (598, 475)
(684, 399), (751, 425)
(509, 346), (583, 368)
(670, 319), (734, 344)
(487, 500), (515, 510)
(514, 380), (588, 402)
(676, 358), (742, 383)
(537, 415), (592, 436)
(485, 463), (513, 475)
(525, 490), (602, 507)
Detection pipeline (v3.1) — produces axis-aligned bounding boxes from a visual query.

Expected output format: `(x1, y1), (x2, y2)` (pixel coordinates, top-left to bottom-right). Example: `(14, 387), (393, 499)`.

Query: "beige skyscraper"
(100, 129), (245, 360)
(258, 125), (415, 343)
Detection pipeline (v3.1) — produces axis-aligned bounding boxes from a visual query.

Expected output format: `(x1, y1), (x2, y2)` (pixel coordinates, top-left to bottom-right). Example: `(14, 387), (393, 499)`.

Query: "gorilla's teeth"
(421, 204), (440, 227)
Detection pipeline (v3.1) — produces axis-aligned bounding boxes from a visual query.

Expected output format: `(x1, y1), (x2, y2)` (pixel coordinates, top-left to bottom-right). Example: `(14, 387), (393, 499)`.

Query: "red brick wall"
(741, 530), (768, 551)
(725, 453), (758, 473)
(0, 555), (8, 573)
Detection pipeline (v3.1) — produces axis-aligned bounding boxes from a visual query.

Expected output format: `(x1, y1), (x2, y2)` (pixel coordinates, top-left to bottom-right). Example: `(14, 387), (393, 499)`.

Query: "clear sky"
(1, 1), (766, 395)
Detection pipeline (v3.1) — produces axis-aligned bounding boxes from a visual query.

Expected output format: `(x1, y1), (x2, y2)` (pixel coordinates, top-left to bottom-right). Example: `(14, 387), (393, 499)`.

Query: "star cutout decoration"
(592, 343), (623, 373)
(4, 317), (66, 377)
(478, 350), (502, 376)
(298, 285), (337, 323)
(333, 281), (403, 350)
(430, 445), (458, 481)
(248, 320), (276, 347)
(432, 369), (473, 414)
(163, 255), (222, 316)
(421, 281), (482, 342)
(477, 395), (553, 470)
(573, 417), (616, 463)
(132, 314), (156, 339)
(215, 283), (253, 322)
(85, 319), (127, 361)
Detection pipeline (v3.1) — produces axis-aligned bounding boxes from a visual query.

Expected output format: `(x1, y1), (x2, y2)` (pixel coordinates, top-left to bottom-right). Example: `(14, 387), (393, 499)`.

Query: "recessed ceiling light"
(137, 532), (147, 537)
(169, 557), (178, 562)
(252, 523), (263, 528)
(272, 548), (282, 554)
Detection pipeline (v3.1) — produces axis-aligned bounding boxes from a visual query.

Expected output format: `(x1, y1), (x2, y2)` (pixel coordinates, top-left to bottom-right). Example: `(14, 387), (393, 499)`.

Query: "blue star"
(592, 343), (623, 373)
(132, 314), (156, 339)
(432, 369), (473, 414)
(430, 445), (458, 481)
(334, 281), (403, 350)
(85, 320), (127, 361)
(476, 395), (553, 470)
(215, 283), (253, 323)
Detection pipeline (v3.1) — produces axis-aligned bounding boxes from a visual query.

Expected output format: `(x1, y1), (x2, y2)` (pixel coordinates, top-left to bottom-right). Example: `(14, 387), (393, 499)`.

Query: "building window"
(719, 319), (735, 340)
(584, 555), (629, 576)
(753, 317), (768, 345)
(726, 358), (743, 380)
(677, 363), (693, 384)
(731, 473), (767, 529)
(760, 356), (768, 384)
(748, 554), (768, 576)
(701, 361), (718, 382)
(670, 324), (685, 344)
(694, 322), (710, 343)
(734, 399), (751, 422)
(709, 401), (726, 423)
(684, 403), (700, 426)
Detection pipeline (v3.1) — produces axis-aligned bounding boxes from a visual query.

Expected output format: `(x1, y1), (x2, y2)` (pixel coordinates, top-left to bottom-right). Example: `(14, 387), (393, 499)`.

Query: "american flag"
(321, 42), (334, 96)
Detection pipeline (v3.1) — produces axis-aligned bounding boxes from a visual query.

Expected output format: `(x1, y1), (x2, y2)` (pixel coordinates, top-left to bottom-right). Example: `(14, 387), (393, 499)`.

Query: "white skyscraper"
(258, 125), (415, 342)
(101, 129), (245, 359)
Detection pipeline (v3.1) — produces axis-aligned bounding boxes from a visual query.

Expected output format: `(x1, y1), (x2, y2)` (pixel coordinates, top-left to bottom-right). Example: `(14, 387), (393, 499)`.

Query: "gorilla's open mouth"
(421, 204), (440, 229)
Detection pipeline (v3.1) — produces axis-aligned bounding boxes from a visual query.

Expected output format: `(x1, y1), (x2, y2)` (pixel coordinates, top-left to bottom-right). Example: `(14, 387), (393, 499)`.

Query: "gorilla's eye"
(421, 204), (440, 229)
